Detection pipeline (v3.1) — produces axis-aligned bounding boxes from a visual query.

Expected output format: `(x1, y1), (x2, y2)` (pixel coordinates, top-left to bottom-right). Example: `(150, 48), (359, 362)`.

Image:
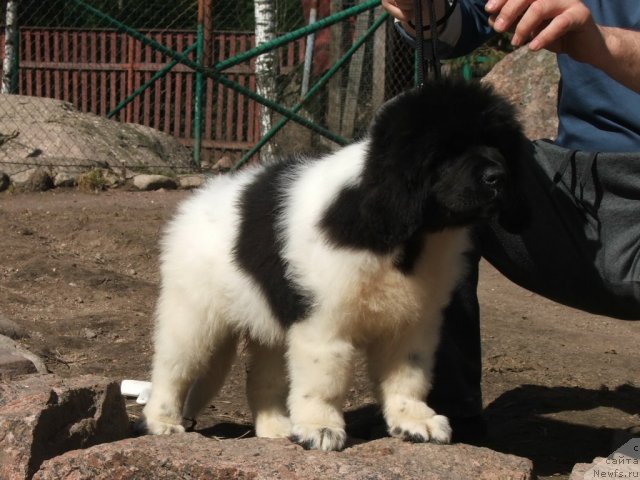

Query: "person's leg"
(480, 141), (640, 319)
(427, 251), (484, 443)
(428, 141), (640, 442)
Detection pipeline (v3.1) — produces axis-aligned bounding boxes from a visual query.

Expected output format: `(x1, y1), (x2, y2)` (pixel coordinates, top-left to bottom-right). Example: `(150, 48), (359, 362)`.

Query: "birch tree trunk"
(254, 0), (277, 162)
(2, 0), (19, 94)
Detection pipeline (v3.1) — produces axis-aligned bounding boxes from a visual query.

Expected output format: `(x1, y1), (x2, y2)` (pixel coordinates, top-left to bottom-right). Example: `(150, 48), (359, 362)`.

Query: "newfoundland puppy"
(142, 79), (530, 451)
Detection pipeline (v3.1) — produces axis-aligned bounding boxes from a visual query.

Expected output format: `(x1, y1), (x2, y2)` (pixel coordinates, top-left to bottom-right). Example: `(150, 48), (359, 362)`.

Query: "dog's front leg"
(367, 319), (452, 444)
(286, 320), (355, 451)
(246, 340), (292, 438)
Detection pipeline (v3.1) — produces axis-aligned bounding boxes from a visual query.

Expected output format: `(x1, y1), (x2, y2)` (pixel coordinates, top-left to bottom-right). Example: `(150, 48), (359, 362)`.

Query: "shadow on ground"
(483, 384), (640, 477)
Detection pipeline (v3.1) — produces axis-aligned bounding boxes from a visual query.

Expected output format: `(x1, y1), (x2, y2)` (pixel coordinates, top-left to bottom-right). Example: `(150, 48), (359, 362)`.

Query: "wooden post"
(2, 0), (19, 94)
(326, 0), (344, 135)
(340, 8), (370, 138)
(201, 0), (213, 67)
(125, 36), (135, 123)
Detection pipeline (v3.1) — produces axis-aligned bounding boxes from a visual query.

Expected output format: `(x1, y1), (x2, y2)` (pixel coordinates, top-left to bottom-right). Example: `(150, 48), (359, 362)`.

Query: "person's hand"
(487, 0), (640, 93)
(384, 0), (640, 92)
(485, 0), (599, 61)
(381, 0), (449, 36)
(381, 0), (416, 24)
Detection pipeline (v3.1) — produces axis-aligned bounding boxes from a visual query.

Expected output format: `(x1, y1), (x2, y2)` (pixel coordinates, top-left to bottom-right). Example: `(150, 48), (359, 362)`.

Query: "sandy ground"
(1, 188), (638, 479)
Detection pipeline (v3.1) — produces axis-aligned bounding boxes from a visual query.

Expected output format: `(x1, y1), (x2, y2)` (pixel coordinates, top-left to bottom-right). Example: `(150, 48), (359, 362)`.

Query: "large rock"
(34, 434), (534, 480)
(178, 174), (205, 189)
(10, 167), (54, 192)
(0, 94), (192, 176)
(483, 47), (560, 141)
(0, 374), (130, 480)
(52, 171), (78, 188)
(132, 174), (178, 191)
(570, 458), (605, 480)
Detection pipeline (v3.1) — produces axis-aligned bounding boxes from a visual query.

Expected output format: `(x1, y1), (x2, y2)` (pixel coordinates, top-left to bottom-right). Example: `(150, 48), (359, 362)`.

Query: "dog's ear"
(497, 142), (533, 234)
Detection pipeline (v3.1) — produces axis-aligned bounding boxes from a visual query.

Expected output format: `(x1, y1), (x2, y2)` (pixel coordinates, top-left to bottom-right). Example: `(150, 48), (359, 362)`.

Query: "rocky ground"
(0, 188), (638, 479)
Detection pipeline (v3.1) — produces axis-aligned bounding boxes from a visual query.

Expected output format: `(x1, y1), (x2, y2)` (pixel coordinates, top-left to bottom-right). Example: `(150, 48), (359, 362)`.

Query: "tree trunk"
(254, 0), (277, 162)
(2, 0), (19, 95)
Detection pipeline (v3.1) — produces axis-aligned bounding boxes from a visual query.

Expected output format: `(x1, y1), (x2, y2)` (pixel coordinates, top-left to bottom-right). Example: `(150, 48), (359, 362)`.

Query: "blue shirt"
(447, 0), (640, 152)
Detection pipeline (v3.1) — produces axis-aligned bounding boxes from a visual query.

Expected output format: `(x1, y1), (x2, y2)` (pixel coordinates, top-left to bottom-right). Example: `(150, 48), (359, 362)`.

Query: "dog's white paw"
(255, 412), (292, 438)
(142, 416), (186, 435)
(290, 424), (347, 451)
(388, 414), (452, 444)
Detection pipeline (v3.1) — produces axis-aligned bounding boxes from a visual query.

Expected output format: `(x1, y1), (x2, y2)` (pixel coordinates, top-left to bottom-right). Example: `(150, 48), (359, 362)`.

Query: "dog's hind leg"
(143, 291), (235, 435)
(246, 340), (291, 438)
(287, 320), (355, 451)
(366, 318), (452, 445)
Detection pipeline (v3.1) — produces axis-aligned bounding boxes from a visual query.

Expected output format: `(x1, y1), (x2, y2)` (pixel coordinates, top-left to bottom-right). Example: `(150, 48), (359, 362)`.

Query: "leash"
(412, 0), (458, 84)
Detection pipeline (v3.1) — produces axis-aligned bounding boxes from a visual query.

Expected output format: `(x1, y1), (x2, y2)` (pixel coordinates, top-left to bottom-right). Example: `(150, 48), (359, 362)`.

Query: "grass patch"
(77, 169), (108, 192)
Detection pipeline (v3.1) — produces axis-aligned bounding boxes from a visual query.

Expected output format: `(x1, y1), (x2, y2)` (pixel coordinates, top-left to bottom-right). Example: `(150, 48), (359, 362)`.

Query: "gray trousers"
(429, 140), (640, 417)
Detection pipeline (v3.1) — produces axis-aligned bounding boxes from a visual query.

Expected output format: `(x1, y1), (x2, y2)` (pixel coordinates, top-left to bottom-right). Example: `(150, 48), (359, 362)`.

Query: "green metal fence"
(0, 0), (415, 179)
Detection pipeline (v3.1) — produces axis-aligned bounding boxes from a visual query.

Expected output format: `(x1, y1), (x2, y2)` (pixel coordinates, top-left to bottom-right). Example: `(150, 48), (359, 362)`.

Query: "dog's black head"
(361, 79), (531, 243)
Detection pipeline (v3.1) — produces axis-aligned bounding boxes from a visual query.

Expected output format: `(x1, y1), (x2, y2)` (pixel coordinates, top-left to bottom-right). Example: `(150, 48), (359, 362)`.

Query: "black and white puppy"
(143, 80), (530, 451)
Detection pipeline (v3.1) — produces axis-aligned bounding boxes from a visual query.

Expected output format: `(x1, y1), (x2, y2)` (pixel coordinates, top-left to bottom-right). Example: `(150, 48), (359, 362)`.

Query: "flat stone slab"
(35, 434), (534, 480)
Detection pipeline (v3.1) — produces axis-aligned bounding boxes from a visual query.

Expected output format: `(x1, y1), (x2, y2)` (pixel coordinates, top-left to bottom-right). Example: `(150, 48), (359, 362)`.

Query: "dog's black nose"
(482, 164), (505, 188)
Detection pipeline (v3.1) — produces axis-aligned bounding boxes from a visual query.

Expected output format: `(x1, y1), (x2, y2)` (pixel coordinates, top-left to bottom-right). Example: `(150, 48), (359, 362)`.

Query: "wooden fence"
(0, 27), (306, 156)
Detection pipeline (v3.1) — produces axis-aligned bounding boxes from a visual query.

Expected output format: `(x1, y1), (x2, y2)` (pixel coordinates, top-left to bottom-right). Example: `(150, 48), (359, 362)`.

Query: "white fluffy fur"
(143, 141), (469, 450)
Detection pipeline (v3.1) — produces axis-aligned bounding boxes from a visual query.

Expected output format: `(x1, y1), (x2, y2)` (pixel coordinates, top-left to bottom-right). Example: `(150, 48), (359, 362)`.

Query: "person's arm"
(588, 27), (640, 94)
(487, 0), (640, 93)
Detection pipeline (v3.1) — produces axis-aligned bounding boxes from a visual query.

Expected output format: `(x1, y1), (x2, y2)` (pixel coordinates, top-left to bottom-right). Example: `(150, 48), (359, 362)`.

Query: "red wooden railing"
(0, 28), (306, 155)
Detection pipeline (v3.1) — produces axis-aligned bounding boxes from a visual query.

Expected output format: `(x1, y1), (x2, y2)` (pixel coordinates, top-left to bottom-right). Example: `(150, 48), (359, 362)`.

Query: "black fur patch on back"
(320, 182), (429, 275)
(233, 159), (313, 328)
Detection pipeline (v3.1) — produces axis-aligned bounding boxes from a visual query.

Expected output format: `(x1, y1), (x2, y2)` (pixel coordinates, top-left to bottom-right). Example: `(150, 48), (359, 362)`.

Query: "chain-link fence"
(0, 0), (418, 181)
